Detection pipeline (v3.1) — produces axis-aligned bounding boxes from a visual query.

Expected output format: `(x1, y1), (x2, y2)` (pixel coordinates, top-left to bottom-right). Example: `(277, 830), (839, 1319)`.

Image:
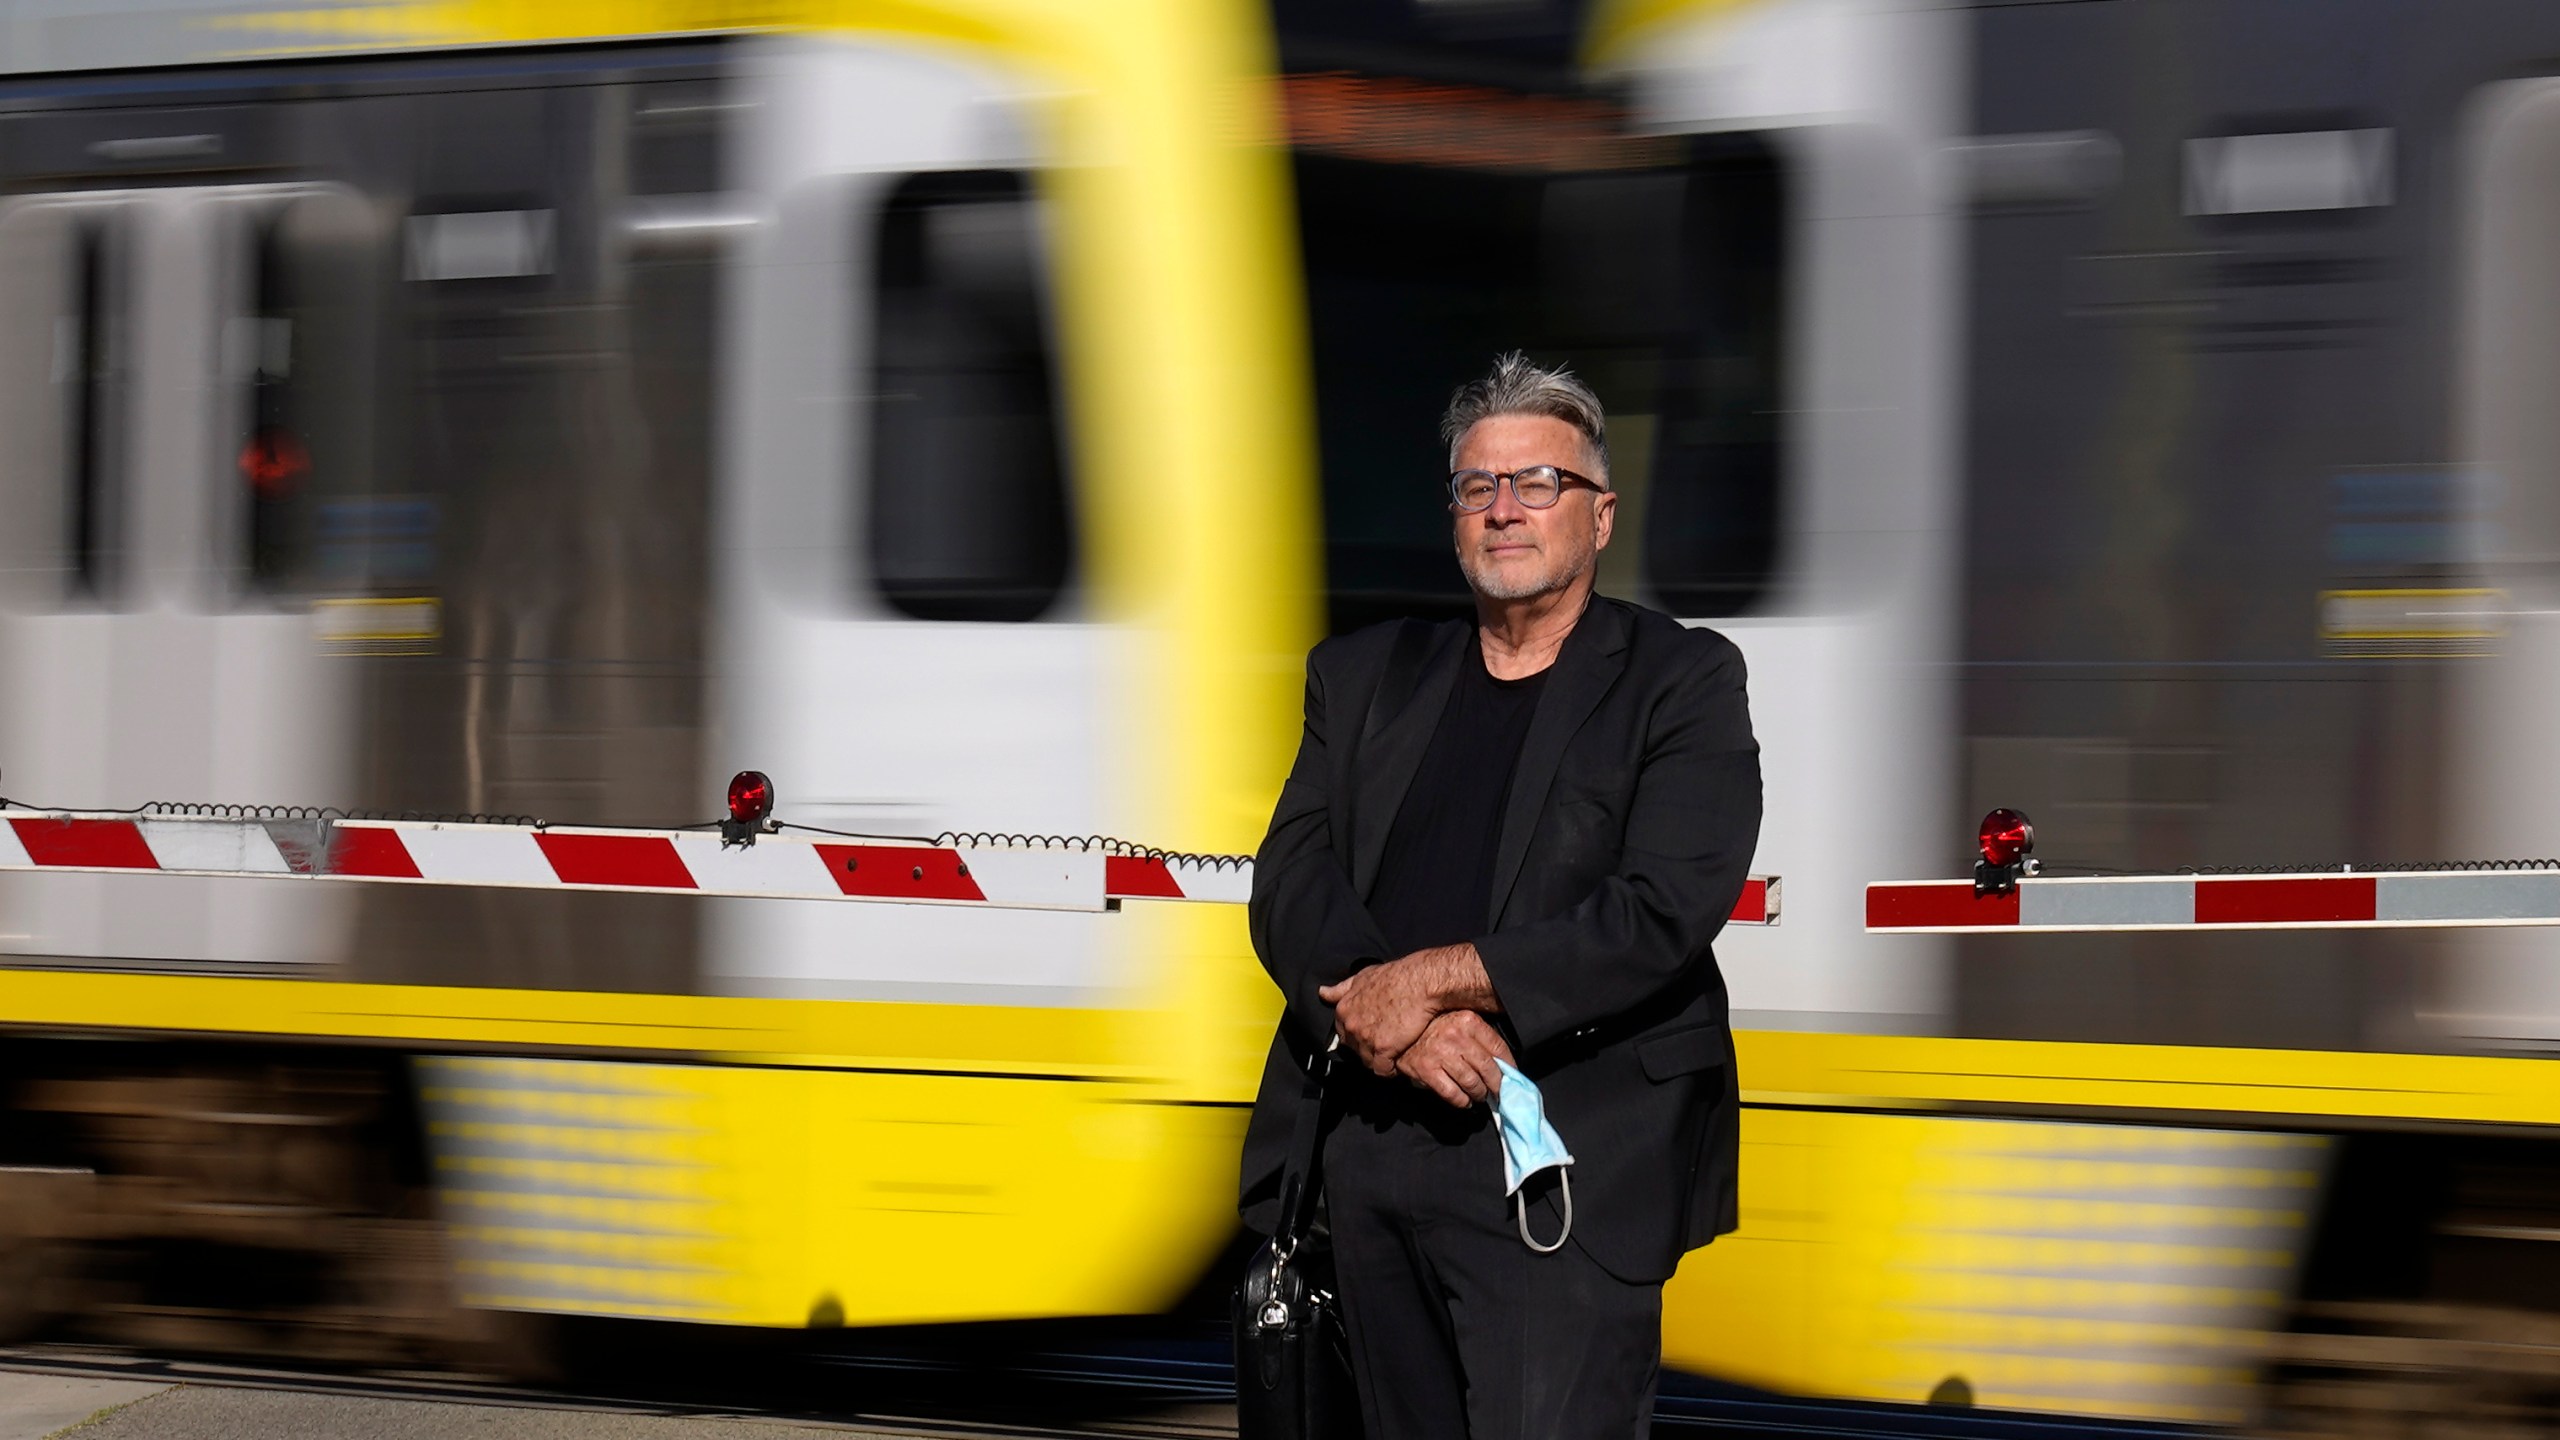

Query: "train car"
(2, 0), (2560, 1432)
(0, 0), (1310, 1361)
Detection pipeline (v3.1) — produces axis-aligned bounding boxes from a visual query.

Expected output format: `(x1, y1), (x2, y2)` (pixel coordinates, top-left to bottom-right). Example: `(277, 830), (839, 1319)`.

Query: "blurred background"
(0, 0), (2556, 1434)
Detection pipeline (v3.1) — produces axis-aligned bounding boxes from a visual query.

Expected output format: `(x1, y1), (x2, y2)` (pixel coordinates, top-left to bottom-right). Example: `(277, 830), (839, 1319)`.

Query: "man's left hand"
(1321, 943), (1503, 1074)
(1397, 1009), (1514, 1107)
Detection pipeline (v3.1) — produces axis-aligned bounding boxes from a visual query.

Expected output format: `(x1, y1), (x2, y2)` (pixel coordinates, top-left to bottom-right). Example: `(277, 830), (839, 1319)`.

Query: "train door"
(321, 59), (728, 994)
(0, 178), (367, 969)
(711, 39), (1121, 1004)
(1605, 3), (1968, 1035)
(2449, 77), (2560, 1048)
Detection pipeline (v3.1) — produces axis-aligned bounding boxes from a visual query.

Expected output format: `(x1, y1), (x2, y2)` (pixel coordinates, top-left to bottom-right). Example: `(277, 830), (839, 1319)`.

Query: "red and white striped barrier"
(0, 810), (1239, 912)
(0, 807), (1780, 923)
(1868, 869), (2560, 934)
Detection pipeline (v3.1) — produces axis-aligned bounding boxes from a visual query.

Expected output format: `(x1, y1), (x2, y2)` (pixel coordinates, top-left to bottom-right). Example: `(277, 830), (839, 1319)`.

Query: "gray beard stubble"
(1459, 531), (1597, 602)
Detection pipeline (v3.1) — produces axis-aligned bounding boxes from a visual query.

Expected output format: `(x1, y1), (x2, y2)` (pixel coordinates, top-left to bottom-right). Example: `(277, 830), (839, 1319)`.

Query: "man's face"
(1450, 414), (1616, 603)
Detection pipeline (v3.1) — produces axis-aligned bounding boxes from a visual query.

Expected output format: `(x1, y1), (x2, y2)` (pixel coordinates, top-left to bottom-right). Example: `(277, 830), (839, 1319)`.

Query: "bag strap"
(1271, 1040), (1338, 1252)
(1271, 623), (1428, 1248)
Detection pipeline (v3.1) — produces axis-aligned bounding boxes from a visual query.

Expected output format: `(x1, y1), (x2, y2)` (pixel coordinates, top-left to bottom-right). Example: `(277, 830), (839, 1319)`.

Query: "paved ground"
(0, 1373), (169, 1440)
(78, 1389), (956, 1439)
(0, 1375), (965, 1439)
(0, 1353), (2166, 1440)
(0, 1362), (1233, 1439)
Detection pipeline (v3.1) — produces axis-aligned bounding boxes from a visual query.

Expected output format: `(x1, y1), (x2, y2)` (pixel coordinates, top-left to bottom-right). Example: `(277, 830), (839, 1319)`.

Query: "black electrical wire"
(2032, 857), (2560, 877)
(768, 820), (942, 844)
(0, 796), (545, 828)
(2176, 857), (2560, 875)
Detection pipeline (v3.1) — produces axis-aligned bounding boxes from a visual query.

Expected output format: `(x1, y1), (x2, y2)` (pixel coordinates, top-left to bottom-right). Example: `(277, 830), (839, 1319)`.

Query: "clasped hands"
(1318, 943), (1511, 1109)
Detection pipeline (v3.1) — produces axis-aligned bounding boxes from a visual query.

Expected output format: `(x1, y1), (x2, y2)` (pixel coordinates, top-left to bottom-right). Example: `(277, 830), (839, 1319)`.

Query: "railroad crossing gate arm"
(0, 801), (1779, 923)
(1868, 868), (2560, 933)
(1871, 806), (2560, 933)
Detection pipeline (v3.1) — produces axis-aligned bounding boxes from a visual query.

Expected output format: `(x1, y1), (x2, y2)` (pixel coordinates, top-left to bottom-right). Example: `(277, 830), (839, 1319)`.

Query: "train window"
(1636, 143), (1787, 616)
(629, 78), (726, 196)
(864, 170), (1074, 623)
(63, 218), (115, 602)
(1289, 79), (1788, 632)
(0, 203), (125, 609)
(232, 193), (376, 596)
(240, 215), (303, 589)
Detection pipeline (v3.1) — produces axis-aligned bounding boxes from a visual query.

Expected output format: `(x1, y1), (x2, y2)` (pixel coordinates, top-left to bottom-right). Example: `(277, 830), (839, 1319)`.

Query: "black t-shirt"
(1366, 637), (1550, 958)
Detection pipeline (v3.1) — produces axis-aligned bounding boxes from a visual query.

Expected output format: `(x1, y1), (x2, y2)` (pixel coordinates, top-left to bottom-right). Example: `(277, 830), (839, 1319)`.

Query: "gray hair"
(1439, 351), (1610, 482)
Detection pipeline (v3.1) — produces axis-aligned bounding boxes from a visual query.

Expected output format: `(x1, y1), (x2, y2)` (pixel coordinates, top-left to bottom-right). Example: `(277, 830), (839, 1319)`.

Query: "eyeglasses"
(1447, 465), (1606, 513)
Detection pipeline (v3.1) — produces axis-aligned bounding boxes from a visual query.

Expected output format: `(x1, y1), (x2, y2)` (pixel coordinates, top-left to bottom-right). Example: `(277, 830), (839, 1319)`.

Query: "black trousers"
(1322, 1084), (1663, 1440)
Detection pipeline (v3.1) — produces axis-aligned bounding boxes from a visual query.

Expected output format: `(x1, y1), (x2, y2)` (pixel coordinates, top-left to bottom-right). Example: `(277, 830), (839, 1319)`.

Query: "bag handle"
(1271, 1037), (1340, 1257)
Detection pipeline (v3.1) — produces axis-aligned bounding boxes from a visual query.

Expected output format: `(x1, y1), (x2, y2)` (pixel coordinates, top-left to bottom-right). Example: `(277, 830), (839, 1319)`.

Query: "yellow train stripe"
(1738, 1029), (2560, 1127)
(0, 967), (2555, 1127)
(0, 969), (1134, 1075)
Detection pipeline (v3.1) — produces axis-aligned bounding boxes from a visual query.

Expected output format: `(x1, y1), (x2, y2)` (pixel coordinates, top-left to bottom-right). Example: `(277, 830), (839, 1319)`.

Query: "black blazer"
(1238, 595), (1763, 1284)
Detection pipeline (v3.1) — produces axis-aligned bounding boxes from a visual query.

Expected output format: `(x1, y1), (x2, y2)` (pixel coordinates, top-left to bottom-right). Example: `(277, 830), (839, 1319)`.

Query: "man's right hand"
(1395, 1010), (1513, 1108)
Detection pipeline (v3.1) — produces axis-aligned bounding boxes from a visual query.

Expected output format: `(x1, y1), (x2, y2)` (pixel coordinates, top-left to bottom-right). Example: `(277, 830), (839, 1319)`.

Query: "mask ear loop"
(1514, 1169), (1572, 1253)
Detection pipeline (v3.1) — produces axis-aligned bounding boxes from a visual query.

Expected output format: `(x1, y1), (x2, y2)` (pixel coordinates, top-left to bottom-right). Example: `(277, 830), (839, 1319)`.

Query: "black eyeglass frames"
(1447, 465), (1607, 513)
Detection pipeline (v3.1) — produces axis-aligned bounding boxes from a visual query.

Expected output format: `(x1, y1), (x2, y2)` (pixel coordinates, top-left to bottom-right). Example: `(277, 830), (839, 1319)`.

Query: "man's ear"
(1592, 489), (1618, 552)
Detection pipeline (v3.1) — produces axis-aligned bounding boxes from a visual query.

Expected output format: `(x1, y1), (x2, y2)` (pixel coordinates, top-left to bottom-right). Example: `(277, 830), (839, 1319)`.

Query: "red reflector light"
(727, 770), (774, 828)
(1978, 808), (2034, 868)
(238, 427), (309, 498)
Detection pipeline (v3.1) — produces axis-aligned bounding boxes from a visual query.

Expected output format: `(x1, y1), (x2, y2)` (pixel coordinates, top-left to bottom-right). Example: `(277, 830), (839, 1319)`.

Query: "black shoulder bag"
(1233, 1043), (1361, 1440)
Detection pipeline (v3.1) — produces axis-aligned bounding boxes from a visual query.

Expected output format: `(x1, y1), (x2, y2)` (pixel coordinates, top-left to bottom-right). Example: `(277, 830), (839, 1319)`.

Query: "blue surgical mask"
(1494, 1059), (1575, 1252)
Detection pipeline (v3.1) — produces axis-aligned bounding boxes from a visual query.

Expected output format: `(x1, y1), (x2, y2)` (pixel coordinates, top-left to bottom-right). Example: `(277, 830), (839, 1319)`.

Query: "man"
(1240, 353), (1762, 1438)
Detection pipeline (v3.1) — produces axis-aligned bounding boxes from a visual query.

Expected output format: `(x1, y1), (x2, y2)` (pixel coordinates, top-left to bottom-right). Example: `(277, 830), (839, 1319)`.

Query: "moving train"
(1, 0), (2557, 1428)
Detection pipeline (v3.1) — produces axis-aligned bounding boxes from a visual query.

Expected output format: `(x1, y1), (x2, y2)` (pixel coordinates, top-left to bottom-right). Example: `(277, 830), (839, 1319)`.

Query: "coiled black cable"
(2177, 857), (2560, 875)
(0, 796), (545, 828)
(141, 800), (547, 827)
(932, 831), (1253, 870)
(5, 794), (1251, 868)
